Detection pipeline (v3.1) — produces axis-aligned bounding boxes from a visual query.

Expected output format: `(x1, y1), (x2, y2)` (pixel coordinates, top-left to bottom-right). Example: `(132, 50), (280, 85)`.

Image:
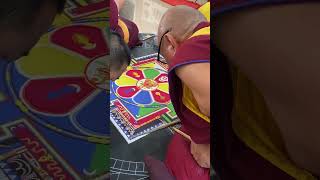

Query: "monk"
(214, 1), (320, 180)
(108, 0), (140, 80)
(145, 5), (211, 180)
(110, 0), (140, 49)
(0, 0), (66, 61)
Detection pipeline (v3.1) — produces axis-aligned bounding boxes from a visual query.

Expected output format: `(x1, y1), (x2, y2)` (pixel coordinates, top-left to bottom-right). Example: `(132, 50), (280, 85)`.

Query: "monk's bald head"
(158, 5), (206, 43)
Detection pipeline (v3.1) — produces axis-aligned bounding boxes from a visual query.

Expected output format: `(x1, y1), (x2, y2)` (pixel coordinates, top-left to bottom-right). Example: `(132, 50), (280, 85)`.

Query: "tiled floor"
(120, 0), (172, 34)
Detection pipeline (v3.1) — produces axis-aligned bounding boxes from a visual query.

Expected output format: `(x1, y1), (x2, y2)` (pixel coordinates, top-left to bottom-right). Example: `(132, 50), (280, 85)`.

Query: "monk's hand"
(190, 140), (210, 168)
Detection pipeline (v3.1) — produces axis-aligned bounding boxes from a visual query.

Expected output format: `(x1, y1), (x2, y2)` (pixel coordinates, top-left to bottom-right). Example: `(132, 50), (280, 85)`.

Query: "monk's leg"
(165, 127), (210, 180)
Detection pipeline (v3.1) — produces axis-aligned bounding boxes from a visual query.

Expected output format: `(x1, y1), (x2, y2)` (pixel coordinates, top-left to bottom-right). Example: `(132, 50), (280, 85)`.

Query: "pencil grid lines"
(110, 158), (149, 180)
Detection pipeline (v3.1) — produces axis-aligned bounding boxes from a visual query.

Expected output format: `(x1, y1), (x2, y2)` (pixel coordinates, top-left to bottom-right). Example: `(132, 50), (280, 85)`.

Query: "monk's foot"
(144, 155), (175, 180)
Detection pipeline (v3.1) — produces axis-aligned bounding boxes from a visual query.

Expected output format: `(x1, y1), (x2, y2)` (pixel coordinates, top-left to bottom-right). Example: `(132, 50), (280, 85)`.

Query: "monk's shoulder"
(173, 35), (210, 65)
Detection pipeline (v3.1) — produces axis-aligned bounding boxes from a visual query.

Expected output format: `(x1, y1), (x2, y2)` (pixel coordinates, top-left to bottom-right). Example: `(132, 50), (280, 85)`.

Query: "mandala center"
(136, 79), (158, 91)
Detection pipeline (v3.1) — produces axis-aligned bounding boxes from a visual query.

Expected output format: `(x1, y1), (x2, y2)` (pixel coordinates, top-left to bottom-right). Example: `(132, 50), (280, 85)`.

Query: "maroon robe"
(164, 21), (211, 180)
(168, 21), (211, 144)
(110, 0), (140, 48)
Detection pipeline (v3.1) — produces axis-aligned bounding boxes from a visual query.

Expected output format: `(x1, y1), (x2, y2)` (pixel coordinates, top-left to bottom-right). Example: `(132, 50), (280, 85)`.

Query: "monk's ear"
(165, 34), (179, 56)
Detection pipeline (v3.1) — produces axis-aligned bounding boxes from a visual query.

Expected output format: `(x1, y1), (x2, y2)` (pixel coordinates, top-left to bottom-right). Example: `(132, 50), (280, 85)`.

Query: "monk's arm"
(176, 62), (210, 117)
(215, 3), (320, 176)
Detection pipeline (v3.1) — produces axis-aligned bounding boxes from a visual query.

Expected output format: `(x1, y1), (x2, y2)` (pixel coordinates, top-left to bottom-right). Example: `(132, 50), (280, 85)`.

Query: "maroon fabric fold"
(165, 126), (210, 180)
(119, 17), (140, 48)
(110, 0), (140, 48)
(168, 22), (210, 144)
(110, 0), (118, 31)
(144, 156), (176, 180)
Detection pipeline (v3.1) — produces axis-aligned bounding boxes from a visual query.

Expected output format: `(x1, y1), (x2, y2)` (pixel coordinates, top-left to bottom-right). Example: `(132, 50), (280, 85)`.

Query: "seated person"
(214, 1), (320, 180)
(109, 0), (143, 81)
(110, 0), (140, 48)
(145, 5), (210, 180)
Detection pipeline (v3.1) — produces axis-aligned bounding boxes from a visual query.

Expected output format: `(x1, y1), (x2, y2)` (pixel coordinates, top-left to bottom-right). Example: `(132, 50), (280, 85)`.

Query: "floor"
(119, 0), (171, 34)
